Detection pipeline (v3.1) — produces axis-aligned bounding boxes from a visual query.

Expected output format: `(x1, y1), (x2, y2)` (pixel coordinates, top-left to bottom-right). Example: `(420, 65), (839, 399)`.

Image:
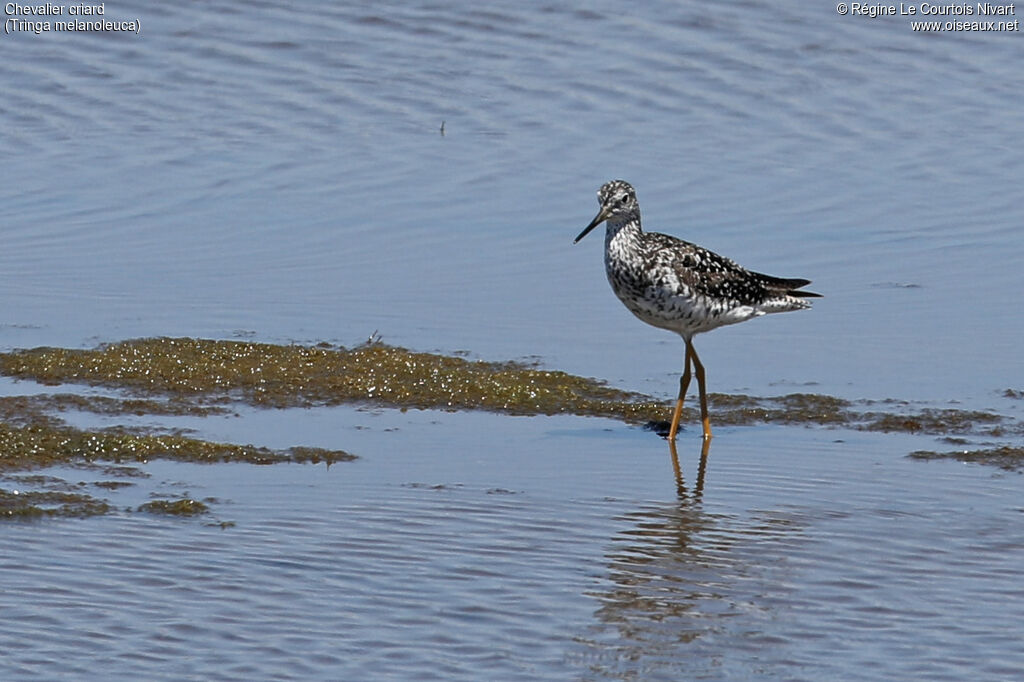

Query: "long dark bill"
(574, 208), (607, 244)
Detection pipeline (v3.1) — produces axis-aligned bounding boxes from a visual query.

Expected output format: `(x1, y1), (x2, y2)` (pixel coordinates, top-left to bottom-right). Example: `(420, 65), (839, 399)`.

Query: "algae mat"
(0, 337), (1017, 436)
(0, 337), (1022, 517)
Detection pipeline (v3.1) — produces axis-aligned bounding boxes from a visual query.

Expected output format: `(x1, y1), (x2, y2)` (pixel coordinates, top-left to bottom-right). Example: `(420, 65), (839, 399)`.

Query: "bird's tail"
(754, 273), (821, 298)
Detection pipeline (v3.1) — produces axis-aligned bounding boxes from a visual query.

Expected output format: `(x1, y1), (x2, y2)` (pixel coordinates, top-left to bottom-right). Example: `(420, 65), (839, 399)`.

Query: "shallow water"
(3, 0), (1024, 679)
(3, 408), (1024, 680)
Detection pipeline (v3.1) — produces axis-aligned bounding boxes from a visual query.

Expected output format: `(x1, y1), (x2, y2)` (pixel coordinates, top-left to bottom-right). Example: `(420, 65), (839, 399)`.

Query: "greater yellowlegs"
(575, 180), (820, 441)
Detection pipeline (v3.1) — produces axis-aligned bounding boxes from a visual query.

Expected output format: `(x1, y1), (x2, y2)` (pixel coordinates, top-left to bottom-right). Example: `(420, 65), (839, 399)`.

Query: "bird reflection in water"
(575, 438), (788, 678)
(577, 449), (728, 675)
(668, 436), (710, 501)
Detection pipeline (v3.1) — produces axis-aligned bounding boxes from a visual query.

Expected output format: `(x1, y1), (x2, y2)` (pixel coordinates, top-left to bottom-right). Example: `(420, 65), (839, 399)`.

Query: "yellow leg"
(688, 342), (712, 440)
(667, 347), (692, 441)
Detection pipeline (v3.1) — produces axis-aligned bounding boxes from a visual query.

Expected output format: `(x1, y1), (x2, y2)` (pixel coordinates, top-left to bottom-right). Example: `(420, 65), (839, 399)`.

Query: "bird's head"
(574, 180), (638, 243)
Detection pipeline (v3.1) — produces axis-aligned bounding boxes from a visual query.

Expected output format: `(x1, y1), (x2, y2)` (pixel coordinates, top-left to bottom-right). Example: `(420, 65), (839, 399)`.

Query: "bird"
(574, 180), (819, 441)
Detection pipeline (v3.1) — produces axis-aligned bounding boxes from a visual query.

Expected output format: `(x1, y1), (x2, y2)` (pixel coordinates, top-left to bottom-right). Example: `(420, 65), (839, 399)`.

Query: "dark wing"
(646, 232), (820, 302)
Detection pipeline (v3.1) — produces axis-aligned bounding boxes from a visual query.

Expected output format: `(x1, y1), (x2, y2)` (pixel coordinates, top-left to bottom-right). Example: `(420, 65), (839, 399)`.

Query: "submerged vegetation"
(0, 341), (372, 518)
(0, 337), (1017, 437)
(909, 446), (1024, 471)
(0, 337), (667, 419)
(0, 488), (110, 519)
(137, 498), (212, 516)
(0, 414), (354, 518)
(0, 419), (354, 472)
(0, 336), (1020, 519)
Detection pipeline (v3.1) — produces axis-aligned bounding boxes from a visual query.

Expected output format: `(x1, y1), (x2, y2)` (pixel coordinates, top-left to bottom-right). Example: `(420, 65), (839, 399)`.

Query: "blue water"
(3, 409), (1024, 681)
(2, 1), (1023, 679)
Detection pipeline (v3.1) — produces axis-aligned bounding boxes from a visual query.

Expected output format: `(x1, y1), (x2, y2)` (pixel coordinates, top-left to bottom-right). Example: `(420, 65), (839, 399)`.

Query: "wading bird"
(575, 180), (819, 440)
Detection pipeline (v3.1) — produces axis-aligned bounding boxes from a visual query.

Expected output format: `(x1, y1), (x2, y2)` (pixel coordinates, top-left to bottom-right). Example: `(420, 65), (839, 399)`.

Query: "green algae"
(0, 337), (1016, 437)
(908, 446), (1024, 471)
(0, 337), (1022, 479)
(697, 394), (1008, 437)
(0, 407), (355, 520)
(92, 480), (135, 490)
(0, 419), (354, 520)
(859, 408), (1005, 436)
(137, 498), (211, 516)
(0, 489), (111, 519)
(704, 393), (851, 428)
(0, 421), (355, 473)
(0, 337), (666, 421)
(36, 394), (230, 418)
(0, 395), (228, 431)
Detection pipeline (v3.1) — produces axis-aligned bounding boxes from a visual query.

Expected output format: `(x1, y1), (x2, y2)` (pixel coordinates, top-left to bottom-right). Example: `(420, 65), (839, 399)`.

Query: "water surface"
(2, 1), (1023, 679)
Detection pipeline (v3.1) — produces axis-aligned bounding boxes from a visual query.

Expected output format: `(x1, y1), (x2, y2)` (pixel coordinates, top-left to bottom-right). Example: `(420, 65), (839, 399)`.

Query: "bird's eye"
(618, 195), (629, 206)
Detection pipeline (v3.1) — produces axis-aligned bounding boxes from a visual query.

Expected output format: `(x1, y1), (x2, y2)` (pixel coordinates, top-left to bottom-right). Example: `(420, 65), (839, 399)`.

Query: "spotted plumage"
(574, 179), (819, 441)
